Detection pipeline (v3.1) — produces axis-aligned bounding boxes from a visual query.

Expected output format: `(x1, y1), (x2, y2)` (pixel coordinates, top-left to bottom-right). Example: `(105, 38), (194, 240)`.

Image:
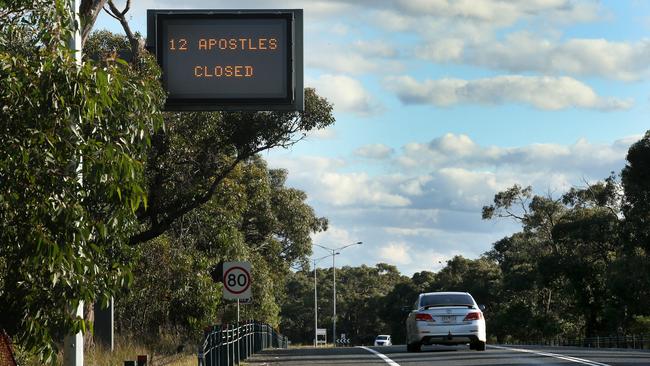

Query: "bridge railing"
(505, 334), (650, 350)
(199, 321), (288, 366)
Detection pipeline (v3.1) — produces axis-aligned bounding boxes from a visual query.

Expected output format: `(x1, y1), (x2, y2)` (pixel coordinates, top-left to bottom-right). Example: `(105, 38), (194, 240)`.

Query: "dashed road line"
(490, 345), (611, 366)
(358, 346), (401, 366)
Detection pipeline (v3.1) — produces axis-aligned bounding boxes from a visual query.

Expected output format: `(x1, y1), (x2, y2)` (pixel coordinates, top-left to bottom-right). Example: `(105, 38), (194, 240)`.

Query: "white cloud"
(305, 39), (407, 76)
(266, 155), (347, 181)
(371, 9), (416, 32)
(423, 254), (452, 272)
(465, 33), (650, 81)
(353, 40), (399, 58)
(404, 249), (461, 274)
(132, 0), (355, 19)
(269, 134), (641, 275)
(308, 74), (381, 116)
(398, 176), (433, 196)
(307, 51), (380, 75)
(312, 225), (355, 251)
(354, 144), (394, 159)
(398, 134), (636, 174)
(270, 134), (639, 213)
(385, 75), (633, 110)
(374, 0), (601, 31)
(429, 133), (477, 156)
(320, 172), (411, 207)
(329, 23), (350, 36)
(268, 155), (411, 207)
(306, 127), (338, 141)
(416, 38), (465, 62)
(395, 0), (521, 25)
(378, 242), (413, 265)
(169, 0), (597, 28)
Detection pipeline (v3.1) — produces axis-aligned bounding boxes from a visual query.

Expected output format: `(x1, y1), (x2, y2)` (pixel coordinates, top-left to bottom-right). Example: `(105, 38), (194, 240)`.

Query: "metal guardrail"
(199, 321), (288, 366)
(505, 334), (650, 350)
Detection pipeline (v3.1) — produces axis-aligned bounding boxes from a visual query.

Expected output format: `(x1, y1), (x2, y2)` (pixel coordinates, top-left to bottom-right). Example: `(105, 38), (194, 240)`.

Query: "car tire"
(476, 341), (486, 351)
(407, 341), (421, 352)
(469, 342), (476, 350)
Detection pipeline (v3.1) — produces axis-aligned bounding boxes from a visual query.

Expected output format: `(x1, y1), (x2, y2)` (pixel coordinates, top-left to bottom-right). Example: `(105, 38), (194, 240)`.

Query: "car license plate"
(441, 315), (455, 323)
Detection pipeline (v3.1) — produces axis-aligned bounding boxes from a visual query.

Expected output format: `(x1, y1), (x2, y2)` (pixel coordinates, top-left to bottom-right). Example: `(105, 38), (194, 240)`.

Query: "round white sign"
(223, 265), (251, 296)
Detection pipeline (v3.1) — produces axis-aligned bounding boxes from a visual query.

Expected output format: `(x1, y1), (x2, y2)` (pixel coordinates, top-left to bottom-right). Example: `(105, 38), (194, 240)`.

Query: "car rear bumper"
(413, 323), (486, 343)
(421, 334), (480, 345)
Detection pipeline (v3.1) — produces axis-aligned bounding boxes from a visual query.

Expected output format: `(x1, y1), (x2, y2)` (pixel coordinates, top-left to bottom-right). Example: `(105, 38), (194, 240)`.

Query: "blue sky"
(96, 0), (649, 275)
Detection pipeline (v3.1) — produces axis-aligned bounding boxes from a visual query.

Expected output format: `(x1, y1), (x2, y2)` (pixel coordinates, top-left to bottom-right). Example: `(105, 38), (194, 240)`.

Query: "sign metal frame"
(147, 9), (304, 111)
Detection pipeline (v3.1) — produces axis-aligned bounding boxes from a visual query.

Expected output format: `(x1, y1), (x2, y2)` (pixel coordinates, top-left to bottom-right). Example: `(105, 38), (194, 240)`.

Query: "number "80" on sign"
(227, 273), (248, 287)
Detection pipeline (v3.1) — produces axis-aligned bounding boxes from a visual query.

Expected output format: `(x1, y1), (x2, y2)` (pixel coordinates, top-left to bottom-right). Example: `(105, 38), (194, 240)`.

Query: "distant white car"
(405, 292), (486, 352)
(374, 334), (392, 346)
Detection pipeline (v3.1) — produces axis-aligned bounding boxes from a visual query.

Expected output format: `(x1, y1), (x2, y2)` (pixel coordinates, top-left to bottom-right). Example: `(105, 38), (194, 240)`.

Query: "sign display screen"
(147, 10), (303, 111)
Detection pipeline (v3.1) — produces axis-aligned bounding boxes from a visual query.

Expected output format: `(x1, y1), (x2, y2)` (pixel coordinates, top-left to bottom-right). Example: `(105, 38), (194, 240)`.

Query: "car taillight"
(415, 313), (434, 322)
(463, 312), (483, 321)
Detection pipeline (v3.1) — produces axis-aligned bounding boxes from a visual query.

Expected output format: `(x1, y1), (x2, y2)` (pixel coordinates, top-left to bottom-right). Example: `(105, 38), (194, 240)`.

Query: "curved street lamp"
(314, 241), (363, 346)
(312, 254), (333, 346)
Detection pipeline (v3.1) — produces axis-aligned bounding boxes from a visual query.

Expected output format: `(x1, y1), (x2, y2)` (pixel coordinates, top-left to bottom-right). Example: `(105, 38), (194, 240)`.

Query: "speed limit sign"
(222, 261), (252, 300)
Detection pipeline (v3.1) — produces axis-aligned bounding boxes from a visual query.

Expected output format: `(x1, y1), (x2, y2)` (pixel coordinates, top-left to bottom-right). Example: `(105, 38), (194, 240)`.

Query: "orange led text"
(194, 65), (254, 78)
(197, 38), (278, 51)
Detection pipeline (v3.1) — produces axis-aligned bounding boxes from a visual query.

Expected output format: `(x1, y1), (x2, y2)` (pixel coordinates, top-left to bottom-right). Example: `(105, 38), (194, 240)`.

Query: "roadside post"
(63, 1), (83, 365)
(222, 261), (253, 330)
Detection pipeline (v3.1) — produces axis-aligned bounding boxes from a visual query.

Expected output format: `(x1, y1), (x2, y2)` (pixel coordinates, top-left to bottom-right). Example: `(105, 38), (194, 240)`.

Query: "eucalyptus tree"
(116, 157), (328, 340)
(1, 1), (334, 361)
(618, 132), (650, 325)
(0, 1), (163, 360)
(483, 175), (631, 339)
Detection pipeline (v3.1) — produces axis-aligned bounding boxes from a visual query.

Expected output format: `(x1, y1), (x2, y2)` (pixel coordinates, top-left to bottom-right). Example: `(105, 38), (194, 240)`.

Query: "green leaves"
(481, 156), (650, 341)
(622, 132), (650, 251)
(0, 1), (164, 362)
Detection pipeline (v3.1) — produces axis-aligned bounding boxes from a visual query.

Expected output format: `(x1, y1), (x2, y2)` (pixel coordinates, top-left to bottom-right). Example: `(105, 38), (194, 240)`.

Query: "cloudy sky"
(96, 0), (649, 275)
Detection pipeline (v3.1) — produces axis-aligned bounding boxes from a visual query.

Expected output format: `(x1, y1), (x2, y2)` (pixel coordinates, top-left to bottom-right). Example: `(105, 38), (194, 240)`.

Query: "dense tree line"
(279, 132), (650, 345)
(1, 1), (333, 361)
(115, 156), (328, 344)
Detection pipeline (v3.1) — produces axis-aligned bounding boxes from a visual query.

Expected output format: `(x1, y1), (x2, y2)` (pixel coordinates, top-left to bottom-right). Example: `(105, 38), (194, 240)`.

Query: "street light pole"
(312, 254), (330, 347)
(314, 258), (317, 346)
(314, 241), (362, 346)
(333, 251), (336, 346)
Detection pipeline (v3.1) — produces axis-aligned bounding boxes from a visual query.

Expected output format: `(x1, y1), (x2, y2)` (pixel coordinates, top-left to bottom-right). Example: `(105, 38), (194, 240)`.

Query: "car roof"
(419, 291), (470, 296)
(376, 334), (390, 337)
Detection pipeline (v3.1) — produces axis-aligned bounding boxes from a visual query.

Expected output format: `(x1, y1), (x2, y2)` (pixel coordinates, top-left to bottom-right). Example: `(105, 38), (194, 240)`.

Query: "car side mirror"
(479, 304), (486, 311)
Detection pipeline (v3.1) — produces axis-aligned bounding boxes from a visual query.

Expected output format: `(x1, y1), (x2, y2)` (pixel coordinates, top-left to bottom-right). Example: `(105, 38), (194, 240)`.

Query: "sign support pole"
(237, 299), (240, 324)
(63, 0), (83, 365)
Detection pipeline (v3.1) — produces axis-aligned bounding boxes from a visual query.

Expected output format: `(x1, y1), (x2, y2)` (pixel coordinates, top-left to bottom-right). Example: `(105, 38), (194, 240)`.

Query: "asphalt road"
(244, 344), (650, 366)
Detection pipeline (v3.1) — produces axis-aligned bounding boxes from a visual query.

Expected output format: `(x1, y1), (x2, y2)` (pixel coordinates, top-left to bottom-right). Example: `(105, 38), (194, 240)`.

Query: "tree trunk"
(84, 302), (95, 350)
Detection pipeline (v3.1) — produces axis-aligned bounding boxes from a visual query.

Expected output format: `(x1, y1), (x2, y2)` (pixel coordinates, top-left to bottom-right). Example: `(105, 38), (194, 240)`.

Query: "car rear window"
(376, 336), (388, 340)
(420, 294), (474, 307)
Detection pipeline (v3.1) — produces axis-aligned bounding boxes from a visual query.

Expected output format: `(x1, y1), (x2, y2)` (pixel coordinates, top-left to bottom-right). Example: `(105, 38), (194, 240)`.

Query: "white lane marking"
(490, 345), (611, 366)
(358, 346), (401, 366)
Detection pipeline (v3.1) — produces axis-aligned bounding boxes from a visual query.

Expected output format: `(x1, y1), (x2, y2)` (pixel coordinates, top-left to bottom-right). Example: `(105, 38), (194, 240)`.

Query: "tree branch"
(80, 0), (108, 45)
(129, 155), (245, 245)
(105, 0), (140, 61)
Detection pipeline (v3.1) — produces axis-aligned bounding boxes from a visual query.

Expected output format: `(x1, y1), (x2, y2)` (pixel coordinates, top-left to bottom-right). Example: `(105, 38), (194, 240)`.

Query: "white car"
(405, 292), (486, 352)
(374, 334), (392, 346)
